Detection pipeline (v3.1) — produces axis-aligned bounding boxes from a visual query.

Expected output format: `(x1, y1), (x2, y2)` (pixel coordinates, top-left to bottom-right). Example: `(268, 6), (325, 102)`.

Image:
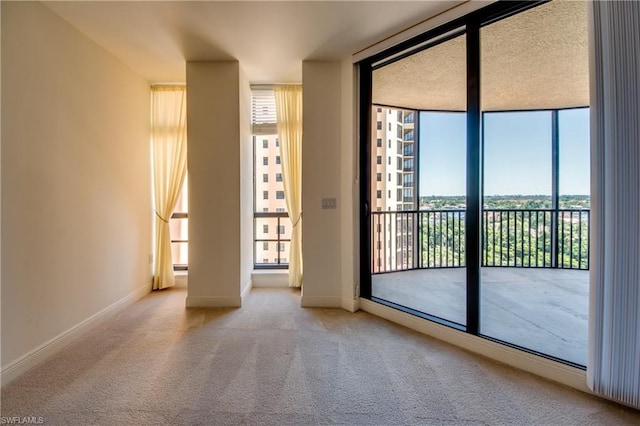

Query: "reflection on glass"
(370, 32), (467, 327)
(480, 1), (589, 366)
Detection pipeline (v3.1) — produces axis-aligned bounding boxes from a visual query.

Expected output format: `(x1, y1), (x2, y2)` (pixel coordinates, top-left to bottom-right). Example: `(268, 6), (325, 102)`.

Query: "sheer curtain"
(151, 86), (187, 290)
(275, 85), (303, 288)
(588, 1), (640, 408)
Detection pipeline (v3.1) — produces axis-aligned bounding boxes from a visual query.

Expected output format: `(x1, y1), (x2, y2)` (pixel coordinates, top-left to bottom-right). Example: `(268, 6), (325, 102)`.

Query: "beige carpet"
(2, 287), (639, 425)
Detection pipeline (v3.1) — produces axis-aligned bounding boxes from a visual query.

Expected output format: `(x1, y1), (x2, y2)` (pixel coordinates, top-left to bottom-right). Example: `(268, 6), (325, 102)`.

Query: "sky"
(418, 108), (590, 197)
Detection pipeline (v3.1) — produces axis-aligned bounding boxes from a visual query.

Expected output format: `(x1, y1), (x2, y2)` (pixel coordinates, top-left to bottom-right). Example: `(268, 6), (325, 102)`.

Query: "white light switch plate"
(321, 198), (337, 209)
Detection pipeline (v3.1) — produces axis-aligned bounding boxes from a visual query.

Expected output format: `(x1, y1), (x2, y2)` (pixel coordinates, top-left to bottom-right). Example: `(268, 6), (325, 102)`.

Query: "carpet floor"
(1, 287), (639, 425)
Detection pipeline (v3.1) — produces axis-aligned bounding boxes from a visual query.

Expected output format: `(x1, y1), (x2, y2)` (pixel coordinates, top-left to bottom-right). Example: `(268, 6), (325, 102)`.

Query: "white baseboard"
(1, 281), (152, 387)
(174, 272), (188, 288)
(251, 270), (289, 288)
(359, 298), (590, 394)
(341, 297), (360, 313)
(300, 296), (343, 308)
(241, 278), (252, 305)
(185, 296), (241, 308)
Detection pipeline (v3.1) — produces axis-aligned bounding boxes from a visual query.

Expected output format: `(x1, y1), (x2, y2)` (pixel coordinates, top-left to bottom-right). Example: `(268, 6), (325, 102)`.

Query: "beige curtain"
(151, 86), (187, 290)
(275, 85), (303, 288)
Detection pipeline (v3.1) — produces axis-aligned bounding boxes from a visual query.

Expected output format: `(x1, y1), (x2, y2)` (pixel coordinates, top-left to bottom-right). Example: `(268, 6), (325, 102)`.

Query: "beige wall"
(301, 61), (344, 307)
(340, 59), (359, 311)
(186, 61), (250, 307)
(239, 68), (253, 299)
(1, 1), (151, 372)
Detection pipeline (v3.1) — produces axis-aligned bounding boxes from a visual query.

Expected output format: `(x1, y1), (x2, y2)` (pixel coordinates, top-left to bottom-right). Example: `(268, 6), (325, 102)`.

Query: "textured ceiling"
(372, 0), (589, 111)
(43, 1), (467, 84)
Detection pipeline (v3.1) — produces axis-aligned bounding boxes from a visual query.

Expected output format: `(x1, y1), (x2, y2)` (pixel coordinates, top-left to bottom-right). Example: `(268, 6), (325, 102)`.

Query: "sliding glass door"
(369, 30), (468, 327)
(360, 0), (589, 366)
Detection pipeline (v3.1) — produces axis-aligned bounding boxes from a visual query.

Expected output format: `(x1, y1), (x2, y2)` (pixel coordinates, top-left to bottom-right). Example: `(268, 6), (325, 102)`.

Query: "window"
(377, 138), (382, 147)
(252, 89), (290, 269)
(364, 1), (591, 367)
(376, 190), (382, 199)
(377, 121), (382, 130)
(278, 243), (285, 252)
(388, 157), (391, 165)
(170, 174), (189, 271)
(376, 172), (382, 182)
(277, 225), (285, 234)
(377, 156), (382, 165)
(388, 139), (391, 148)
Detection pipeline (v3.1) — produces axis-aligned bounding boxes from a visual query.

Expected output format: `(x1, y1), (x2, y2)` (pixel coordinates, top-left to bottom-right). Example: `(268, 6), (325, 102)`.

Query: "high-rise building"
(254, 134), (290, 266)
(371, 107), (417, 272)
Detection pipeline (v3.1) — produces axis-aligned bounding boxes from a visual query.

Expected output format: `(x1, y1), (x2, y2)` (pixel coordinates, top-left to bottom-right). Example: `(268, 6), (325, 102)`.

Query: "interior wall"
(340, 59), (359, 311)
(239, 68), (253, 299)
(1, 2), (151, 370)
(301, 61), (343, 307)
(186, 61), (242, 307)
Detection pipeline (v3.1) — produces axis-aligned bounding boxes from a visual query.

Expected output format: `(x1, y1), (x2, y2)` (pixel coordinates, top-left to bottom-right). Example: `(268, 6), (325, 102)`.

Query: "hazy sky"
(418, 108), (590, 197)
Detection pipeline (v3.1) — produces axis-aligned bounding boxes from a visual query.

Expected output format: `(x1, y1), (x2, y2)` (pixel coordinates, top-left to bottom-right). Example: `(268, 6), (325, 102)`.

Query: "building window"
(263, 173), (268, 183)
(377, 107), (382, 112)
(376, 172), (382, 182)
(277, 225), (285, 235)
(276, 191), (285, 199)
(263, 242), (269, 250)
(388, 122), (392, 131)
(263, 224), (268, 233)
(263, 157), (268, 166)
(263, 191), (268, 199)
(278, 243), (285, 252)
(388, 139), (391, 148)
(263, 258), (269, 263)
(276, 207), (286, 212)
(276, 173), (283, 182)
(262, 139), (268, 148)
(377, 138), (382, 147)
(263, 208), (269, 212)
(377, 121), (382, 130)
(275, 138), (279, 147)
(377, 155), (382, 165)
(276, 156), (281, 165)
(376, 190), (382, 199)
(388, 157), (391, 165)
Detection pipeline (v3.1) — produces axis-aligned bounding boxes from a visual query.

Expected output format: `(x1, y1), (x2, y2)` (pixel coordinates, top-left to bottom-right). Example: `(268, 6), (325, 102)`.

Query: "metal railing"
(371, 208), (590, 274)
(254, 211), (290, 268)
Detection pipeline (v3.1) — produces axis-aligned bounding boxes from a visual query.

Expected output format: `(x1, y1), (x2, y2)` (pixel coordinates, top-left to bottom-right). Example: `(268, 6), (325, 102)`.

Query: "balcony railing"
(254, 211), (290, 269)
(371, 208), (590, 274)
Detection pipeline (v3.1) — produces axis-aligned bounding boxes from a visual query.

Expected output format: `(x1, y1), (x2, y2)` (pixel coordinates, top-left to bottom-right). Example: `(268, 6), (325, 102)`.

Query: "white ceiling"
(44, 1), (466, 84)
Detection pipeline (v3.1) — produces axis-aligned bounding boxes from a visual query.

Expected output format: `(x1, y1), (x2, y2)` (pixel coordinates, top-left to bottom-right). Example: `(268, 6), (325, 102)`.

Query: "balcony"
(370, 208), (590, 365)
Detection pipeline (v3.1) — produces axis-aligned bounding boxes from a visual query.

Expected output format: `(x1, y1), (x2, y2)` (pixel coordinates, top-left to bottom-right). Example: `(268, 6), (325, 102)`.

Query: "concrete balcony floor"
(372, 267), (588, 366)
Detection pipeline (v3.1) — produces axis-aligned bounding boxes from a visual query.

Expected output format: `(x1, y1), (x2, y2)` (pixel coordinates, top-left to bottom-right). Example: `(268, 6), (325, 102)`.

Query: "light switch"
(321, 198), (337, 209)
